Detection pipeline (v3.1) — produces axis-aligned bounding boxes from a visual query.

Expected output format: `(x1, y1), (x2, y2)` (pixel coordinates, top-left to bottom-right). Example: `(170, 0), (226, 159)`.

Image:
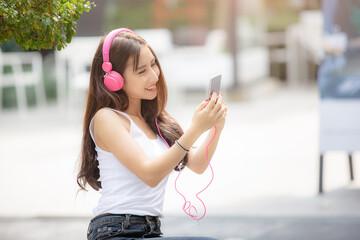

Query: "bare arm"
(93, 94), (222, 187)
(186, 94), (227, 174)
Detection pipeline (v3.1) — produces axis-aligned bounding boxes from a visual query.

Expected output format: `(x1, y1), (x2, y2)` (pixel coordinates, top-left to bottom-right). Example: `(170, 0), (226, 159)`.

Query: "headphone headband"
(102, 28), (135, 72)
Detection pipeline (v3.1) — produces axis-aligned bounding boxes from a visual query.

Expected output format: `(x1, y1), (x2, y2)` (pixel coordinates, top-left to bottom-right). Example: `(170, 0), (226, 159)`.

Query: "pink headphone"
(102, 28), (136, 91)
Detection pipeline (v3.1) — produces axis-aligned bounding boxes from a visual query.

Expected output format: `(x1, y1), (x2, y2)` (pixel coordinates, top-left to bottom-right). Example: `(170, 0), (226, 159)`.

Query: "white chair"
(0, 49), (45, 114)
(160, 29), (269, 91)
(159, 29), (234, 91)
(55, 36), (102, 112)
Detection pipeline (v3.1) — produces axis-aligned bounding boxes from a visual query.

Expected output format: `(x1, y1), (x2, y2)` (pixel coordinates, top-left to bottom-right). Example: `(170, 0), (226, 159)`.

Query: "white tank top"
(89, 108), (170, 217)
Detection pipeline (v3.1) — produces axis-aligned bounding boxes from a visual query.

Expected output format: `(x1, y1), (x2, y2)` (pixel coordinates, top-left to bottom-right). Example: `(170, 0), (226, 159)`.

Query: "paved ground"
(0, 81), (359, 239)
(1, 214), (360, 240)
(1, 189), (360, 240)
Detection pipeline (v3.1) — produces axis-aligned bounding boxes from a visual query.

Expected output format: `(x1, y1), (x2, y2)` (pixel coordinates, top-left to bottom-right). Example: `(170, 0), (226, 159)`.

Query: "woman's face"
(122, 45), (160, 101)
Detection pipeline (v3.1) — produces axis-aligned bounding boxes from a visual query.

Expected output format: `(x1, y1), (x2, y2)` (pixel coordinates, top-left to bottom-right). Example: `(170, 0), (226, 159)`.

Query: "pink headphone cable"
(155, 118), (216, 220)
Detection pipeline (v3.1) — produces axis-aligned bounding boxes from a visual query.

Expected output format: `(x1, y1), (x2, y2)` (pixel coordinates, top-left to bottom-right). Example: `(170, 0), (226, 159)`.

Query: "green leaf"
(1, 0), (95, 50)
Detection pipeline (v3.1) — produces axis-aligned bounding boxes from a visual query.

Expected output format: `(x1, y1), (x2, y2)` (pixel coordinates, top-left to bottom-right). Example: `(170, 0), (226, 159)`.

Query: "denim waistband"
(88, 213), (162, 239)
(90, 213), (160, 224)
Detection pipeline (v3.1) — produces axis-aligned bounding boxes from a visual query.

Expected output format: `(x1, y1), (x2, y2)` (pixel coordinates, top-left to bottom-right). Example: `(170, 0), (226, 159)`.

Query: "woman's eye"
(138, 61), (156, 74)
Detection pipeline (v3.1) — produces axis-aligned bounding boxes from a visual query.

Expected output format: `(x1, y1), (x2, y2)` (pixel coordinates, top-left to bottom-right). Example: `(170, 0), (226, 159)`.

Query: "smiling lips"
(146, 85), (157, 92)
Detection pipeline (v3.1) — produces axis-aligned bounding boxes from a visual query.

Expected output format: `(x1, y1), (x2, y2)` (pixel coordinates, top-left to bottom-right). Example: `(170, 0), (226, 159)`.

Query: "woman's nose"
(150, 67), (159, 80)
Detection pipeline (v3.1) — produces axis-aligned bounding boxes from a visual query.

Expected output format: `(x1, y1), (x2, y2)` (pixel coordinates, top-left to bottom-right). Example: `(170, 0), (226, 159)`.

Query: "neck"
(125, 98), (142, 118)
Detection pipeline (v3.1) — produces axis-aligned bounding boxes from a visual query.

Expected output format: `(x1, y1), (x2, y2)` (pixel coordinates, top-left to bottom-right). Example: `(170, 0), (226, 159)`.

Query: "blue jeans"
(87, 213), (217, 240)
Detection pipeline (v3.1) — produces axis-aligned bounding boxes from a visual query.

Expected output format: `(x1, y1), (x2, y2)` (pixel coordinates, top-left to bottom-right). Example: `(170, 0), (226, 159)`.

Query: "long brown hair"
(77, 31), (187, 191)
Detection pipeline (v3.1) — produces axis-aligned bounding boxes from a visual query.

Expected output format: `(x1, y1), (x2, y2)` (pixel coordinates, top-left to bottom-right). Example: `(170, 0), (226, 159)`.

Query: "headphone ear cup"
(104, 71), (124, 91)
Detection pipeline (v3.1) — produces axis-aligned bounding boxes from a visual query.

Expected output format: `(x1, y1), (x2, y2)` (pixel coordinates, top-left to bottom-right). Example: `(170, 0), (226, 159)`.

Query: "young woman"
(77, 28), (227, 240)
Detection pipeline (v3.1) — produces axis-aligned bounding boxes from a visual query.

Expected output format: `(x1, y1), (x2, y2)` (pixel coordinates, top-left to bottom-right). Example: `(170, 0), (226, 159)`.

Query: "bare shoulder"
(94, 108), (117, 121)
(95, 107), (127, 121)
(94, 108), (130, 134)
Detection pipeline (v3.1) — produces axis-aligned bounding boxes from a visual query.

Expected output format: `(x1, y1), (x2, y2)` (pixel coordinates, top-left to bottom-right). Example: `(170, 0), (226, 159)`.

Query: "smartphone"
(208, 74), (221, 97)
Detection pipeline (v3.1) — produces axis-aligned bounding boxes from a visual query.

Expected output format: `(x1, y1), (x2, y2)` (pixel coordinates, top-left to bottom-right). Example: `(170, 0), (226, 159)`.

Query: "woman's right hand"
(190, 92), (226, 134)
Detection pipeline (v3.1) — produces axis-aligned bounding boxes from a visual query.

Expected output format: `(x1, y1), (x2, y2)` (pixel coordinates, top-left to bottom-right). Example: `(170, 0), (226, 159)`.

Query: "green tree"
(0, 0), (94, 51)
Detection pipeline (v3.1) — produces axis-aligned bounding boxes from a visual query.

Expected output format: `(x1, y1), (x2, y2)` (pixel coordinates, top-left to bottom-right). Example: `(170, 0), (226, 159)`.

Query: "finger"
(220, 108), (227, 120)
(196, 100), (208, 111)
(217, 93), (224, 105)
(215, 104), (225, 119)
(212, 94), (223, 112)
(221, 105), (228, 116)
(223, 107), (228, 118)
(204, 92), (217, 111)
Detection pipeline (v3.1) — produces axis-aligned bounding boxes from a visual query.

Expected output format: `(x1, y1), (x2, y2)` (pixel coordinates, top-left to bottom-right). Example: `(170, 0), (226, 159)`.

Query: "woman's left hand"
(215, 96), (227, 130)
(201, 92), (227, 131)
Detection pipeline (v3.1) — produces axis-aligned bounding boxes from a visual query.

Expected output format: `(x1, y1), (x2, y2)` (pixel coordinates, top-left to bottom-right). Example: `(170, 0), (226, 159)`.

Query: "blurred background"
(1, 0), (360, 239)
